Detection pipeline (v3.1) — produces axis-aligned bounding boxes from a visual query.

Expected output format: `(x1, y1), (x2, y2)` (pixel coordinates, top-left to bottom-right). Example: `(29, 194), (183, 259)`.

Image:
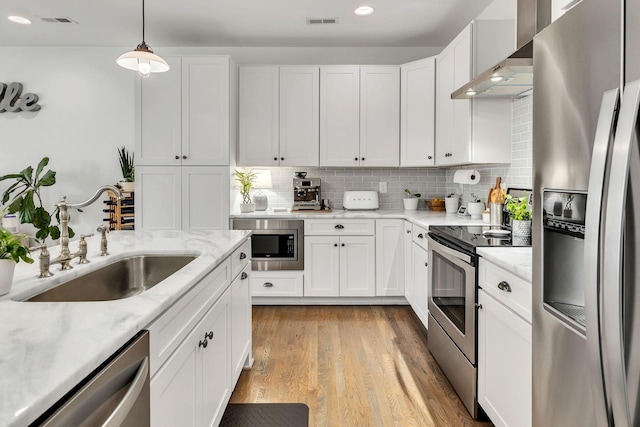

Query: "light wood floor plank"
(229, 306), (492, 427)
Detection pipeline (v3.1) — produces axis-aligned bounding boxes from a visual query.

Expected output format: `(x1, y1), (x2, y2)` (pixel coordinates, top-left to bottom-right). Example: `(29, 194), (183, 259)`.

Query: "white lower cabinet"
(478, 262), (532, 427)
(403, 221), (415, 305)
(231, 264), (251, 384)
(375, 219), (405, 296)
(304, 235), (375, 297)
(250, 271), (304, 297)
(151, 289), (231, 427)
(411, 241), (429, 328)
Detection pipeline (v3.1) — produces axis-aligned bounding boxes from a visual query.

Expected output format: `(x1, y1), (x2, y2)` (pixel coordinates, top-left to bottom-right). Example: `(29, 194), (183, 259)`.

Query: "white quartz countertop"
(0, 229), (251, 427)
(477, 247), (533, 282)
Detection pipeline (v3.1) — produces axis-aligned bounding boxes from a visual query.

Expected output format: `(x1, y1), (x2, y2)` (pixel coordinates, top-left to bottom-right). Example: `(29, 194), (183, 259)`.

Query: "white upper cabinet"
(238, 66), (279, 166)
(400, 57), (436, 166)
(320, 66), (400, 167)
(238, 66), (320, 167)
(138, 56), (231, 166)
(435, 21), (514, 166)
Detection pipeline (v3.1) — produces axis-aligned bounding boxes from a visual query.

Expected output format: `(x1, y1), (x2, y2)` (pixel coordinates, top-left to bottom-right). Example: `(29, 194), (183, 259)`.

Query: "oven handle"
(427, 233), (472, 265)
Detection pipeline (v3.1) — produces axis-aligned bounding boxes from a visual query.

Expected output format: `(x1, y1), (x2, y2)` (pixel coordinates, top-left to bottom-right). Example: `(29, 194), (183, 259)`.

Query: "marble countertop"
(476, 247), (533, 282)
(0, 229), (251, 427)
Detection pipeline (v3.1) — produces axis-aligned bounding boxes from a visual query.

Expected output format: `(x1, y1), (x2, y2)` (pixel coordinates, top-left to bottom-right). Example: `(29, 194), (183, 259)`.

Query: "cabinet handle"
(417, 233), (424, 239)
(199, 339), (208, 348)
(263, 282), (274, 287)
(476, 303), (483, 310)
(497, 281), (512, 292)
(334, 224), (344, 229)
(182, 155), (187, 159)
(239, 252), (247, 260)
(241, 271), (248, 280)
(175, 155), (180, 160)
(406, 230), (411, 234)
(205, 331), (213, 340)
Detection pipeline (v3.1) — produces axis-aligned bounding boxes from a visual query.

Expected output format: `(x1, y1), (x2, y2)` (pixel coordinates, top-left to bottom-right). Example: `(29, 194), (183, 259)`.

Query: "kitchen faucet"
(36, 185), (123, 276)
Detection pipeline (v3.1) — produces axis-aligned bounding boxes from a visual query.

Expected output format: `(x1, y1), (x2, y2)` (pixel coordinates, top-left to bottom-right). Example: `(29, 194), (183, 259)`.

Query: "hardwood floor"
(229, 306), (493, 427)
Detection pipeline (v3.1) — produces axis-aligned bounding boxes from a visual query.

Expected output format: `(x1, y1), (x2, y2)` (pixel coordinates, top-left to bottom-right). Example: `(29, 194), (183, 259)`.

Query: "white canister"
(445, 197), (459, 213)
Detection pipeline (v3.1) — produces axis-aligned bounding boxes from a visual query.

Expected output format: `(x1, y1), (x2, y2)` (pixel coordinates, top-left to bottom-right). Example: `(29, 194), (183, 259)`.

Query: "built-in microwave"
(231, 219), (304, 270)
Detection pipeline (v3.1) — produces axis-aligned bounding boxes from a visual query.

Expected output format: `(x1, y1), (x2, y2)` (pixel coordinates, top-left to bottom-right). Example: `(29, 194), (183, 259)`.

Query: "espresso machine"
(293, 177), (322, 210)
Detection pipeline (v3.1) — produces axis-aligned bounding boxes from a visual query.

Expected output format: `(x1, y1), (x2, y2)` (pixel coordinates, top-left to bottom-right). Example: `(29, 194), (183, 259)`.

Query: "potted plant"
(467, 193), (485, 219)
(234, 169), (257, 213)
(505, 194), (532, 237)
(0, 227), (33, 295)
(0, 157), (72, 241)
(445, 193), (460, 213)
(117, 147), (135, 192)
(403, 188), (421, 210)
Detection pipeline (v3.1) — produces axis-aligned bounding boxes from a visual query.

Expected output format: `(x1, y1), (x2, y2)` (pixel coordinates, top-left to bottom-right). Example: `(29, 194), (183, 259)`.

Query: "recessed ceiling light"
(354, 6), (375, 16)
(8, 15), (31, 25)
(490, 75), (504, 82)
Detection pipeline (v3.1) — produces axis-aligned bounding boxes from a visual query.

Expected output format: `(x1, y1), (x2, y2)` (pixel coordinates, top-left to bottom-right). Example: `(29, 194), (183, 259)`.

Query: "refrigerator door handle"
(585, 88), (620, 427)
(603, 80), (640, 427)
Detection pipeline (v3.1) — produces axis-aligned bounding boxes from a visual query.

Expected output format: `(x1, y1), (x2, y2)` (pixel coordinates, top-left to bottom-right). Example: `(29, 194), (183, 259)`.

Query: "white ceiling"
(0, 0), (493, 48)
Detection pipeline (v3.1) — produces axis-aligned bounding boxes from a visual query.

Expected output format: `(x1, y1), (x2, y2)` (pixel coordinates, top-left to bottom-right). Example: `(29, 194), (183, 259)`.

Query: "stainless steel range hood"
(452, 0), (550, 99)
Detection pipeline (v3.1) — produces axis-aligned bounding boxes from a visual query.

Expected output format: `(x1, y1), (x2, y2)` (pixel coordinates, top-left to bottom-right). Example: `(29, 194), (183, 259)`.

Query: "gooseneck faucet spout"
(54, 185), (123, 270)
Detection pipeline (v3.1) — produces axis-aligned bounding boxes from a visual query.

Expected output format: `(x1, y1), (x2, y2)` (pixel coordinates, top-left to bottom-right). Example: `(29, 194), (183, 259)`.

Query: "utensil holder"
(490, 203), (504, 225)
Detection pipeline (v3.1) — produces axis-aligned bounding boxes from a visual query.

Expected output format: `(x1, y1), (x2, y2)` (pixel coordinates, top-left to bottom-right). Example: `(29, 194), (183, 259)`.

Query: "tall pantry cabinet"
(135, 56), (233, 230)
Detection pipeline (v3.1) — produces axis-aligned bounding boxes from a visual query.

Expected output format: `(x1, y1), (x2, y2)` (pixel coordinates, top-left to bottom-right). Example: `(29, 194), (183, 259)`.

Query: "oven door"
(427, 233), (477, 364)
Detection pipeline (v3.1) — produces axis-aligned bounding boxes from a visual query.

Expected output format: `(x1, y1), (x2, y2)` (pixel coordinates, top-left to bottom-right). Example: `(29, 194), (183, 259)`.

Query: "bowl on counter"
(427, 198), (446, 211)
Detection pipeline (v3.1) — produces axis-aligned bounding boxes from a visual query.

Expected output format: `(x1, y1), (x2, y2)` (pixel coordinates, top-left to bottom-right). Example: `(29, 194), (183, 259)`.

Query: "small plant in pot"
(403, 188), (421, 210)
(467, 193), (485, 219)
(0, 227), (33, 296)
(234, 169), (257, 213)
(117, 147), (135, 192)
(505, 194), (532, 237)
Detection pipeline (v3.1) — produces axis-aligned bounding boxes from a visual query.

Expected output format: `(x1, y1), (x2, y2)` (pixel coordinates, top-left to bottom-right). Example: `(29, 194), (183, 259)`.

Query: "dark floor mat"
(220, 403), (309, 427)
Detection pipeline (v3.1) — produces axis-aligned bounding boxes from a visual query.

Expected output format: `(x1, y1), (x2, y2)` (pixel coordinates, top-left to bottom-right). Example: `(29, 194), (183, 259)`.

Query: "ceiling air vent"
(306, 18), (338, 25)
(40, 17), (77, 24)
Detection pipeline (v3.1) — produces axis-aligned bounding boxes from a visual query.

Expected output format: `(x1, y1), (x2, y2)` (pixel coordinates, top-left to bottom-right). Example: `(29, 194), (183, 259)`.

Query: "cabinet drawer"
(147, 258), (230, 376)
(250, 271), (304, 297)
(231, 239), (251, 280)
(304, 219), (375, 236)
(478, 259), (531, 323)
(412, 224), (429, 250)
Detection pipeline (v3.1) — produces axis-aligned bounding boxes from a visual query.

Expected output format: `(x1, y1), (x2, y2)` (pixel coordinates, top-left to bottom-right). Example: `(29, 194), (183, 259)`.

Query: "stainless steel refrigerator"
(533, 0), (640, 425)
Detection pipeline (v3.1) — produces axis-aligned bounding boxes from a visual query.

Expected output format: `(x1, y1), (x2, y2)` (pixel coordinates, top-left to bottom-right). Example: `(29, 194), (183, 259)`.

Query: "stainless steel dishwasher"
(32, 331), (150, 427)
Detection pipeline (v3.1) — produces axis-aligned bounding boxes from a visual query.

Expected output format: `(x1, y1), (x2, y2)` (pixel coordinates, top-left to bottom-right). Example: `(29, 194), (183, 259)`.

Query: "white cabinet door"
(181, 166), (229, 231)
(404, 222), (414, 304)
(376, 219), (405, 296)
(231, 265), (251, 383)
(340, 236), (375, 297)
(182, 57), (230, 166)
(450, 24), (472, 165)
(280, 66), (320, 166)
(320, 66), (361, 167)
(238, 66), (279, 166)
(360, 66), (400, 167)
(304, 236), (340, 296)
(400, 57), (436, 167)
(138, 56), (182, 166)
(411, 242), (429, 328)
(435, 47), (455, 166)
(478, 290), (532, 427)
(136, 166), (182, 230)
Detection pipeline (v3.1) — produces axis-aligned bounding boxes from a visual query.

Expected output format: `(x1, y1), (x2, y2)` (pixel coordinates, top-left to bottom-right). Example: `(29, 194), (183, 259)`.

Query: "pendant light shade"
(117, 0), (169, 77)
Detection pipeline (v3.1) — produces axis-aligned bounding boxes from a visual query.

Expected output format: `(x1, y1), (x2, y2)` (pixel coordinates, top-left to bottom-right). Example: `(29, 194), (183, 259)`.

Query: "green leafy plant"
(0, 228), (33, 264)
(505, 194), (532, 220)
(234, 169), (257, 204)
(404, 188), (421, 198)
(0, 157), (73, 241)
(118, 147), (135, 182)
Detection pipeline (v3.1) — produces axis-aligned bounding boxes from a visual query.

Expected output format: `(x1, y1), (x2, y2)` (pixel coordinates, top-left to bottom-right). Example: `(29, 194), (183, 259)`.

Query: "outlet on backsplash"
(379, 182), (387, 193)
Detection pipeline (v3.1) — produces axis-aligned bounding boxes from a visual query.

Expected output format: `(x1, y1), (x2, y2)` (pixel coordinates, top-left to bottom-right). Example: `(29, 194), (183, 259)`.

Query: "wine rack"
(103, 190), (135, 231)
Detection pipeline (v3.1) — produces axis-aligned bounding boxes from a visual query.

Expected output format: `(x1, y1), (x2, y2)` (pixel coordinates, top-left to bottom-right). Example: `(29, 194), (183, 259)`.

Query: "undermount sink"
(26, 255), (197, 302)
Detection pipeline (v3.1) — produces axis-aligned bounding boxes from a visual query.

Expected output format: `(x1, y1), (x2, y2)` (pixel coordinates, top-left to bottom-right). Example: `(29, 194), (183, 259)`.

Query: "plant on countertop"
(505, 194), (532, 220)
(118, 147), (135, 182)
(0, 228), (33, 264)
(234, 169), (257, 204)
(404, 188), (421, 198)
(0, 157), (73, 241)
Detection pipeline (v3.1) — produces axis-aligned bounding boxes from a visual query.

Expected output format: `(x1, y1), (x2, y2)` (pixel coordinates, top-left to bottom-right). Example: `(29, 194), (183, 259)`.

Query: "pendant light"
(116, 0), (169, 77)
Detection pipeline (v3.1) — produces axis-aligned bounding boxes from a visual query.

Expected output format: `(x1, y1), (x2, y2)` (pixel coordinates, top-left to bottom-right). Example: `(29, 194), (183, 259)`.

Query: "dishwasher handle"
(102, 356), (149, 427)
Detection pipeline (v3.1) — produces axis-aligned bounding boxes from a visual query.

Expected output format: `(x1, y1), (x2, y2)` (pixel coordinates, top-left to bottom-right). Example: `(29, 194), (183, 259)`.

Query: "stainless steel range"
(426, 225), (530, 418)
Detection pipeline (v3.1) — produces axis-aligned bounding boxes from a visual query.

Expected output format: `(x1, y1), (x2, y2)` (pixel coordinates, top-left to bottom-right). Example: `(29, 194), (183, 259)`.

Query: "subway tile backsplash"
(242, 94), (533, 210)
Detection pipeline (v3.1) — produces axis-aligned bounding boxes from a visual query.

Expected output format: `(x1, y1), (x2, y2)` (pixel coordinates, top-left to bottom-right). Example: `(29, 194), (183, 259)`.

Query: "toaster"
(342, 191), (379, 210)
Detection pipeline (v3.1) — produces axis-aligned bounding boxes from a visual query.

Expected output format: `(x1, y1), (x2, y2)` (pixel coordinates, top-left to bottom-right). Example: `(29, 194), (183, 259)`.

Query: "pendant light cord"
(141, 0), (146, 44)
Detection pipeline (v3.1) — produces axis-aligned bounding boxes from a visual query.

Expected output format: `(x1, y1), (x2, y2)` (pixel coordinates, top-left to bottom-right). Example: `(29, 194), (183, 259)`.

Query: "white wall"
(1, 47), (135, 238)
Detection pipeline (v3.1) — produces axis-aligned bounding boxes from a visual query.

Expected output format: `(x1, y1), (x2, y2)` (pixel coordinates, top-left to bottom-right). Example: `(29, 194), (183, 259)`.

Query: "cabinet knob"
(428, 155), (433, 160)
(239, 252), (247, 260)
(497, 281), (512, 292)
(406, 230), (411, 234)
(334, 243), (338, 247)
(274, 157), (278, 161)
(175, 155), (180, 160)
(341, 243), (345, 247)
(354, 157), (359, 161)
(417, 233), (424, 239)
(476, 303), (483, 310)
(205, 331), (213, 340)
(425, 262), (428, 267)
(199, 339), (208, 348)
(182, 155), (187, 159)
(281, 157), (284, 161)
(334, 224), (344, 229)
(361, 157), (365, 161)
(263, 282), (274, 287)
(241, 271), (248, 280)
